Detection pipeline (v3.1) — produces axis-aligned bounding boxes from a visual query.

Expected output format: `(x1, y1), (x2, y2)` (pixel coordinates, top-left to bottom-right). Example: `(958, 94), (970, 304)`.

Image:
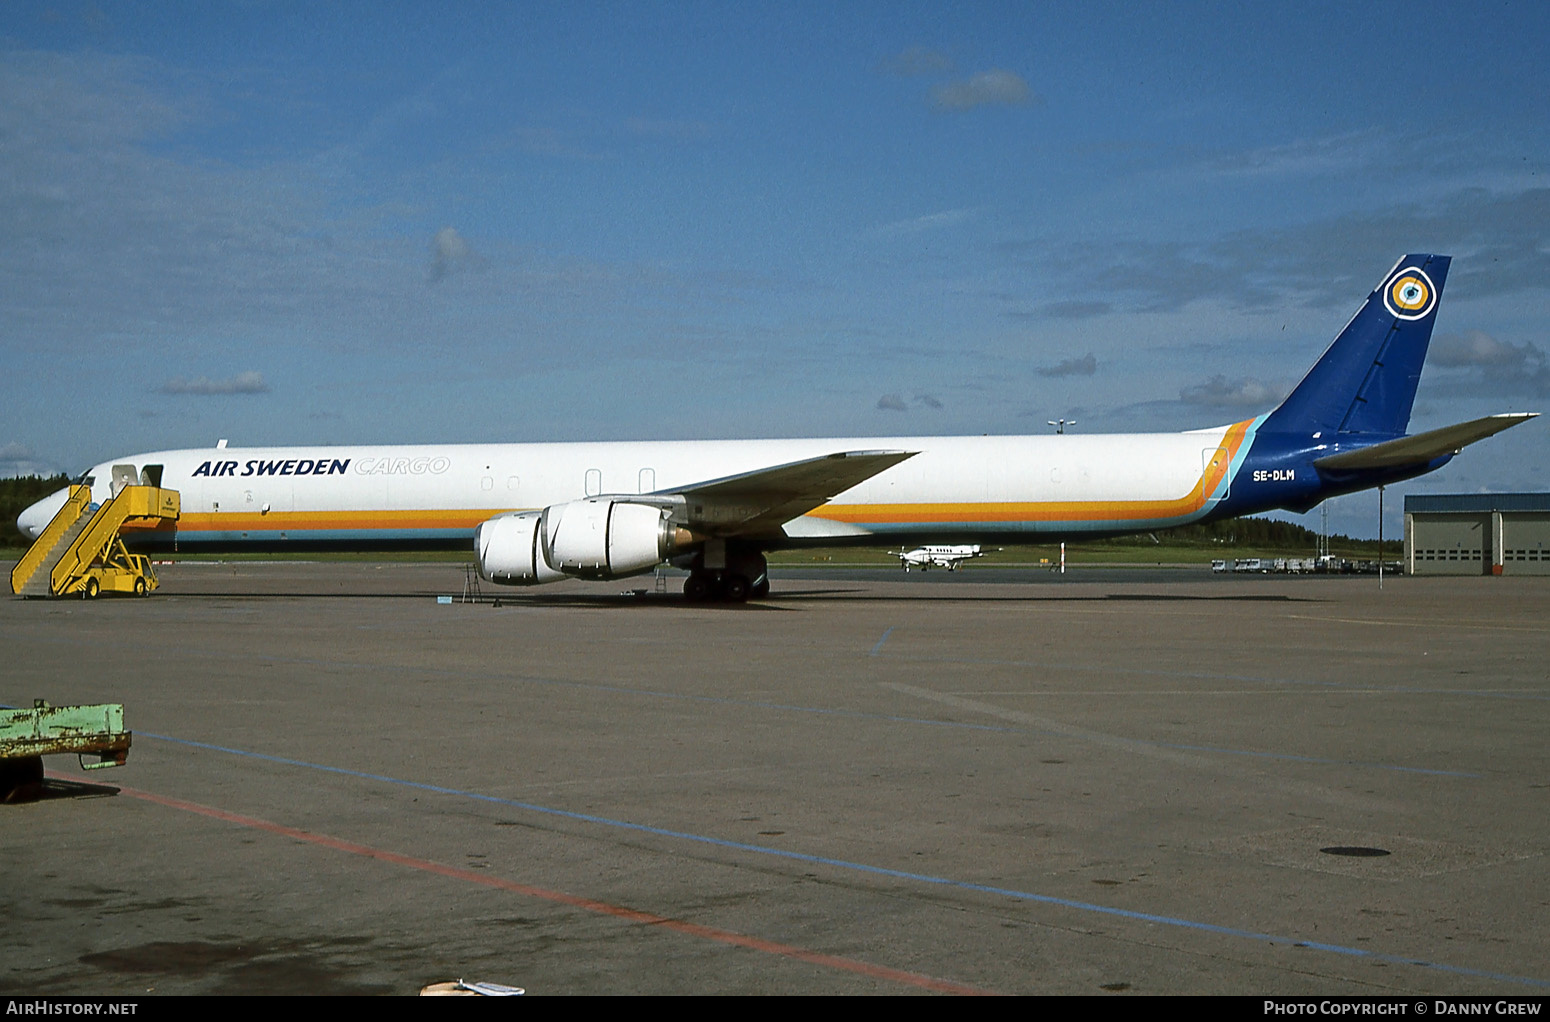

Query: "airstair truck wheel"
(84, 578), (100, 599)
(134, 577), (147, 597)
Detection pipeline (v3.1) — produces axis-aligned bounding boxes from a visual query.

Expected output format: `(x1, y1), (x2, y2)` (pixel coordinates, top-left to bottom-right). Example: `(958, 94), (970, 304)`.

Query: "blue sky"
(2, 0), (1546, 538)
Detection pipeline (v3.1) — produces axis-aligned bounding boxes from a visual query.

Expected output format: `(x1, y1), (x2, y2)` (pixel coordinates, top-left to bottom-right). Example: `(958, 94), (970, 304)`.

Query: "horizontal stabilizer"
(1313, 413), (1538, 470)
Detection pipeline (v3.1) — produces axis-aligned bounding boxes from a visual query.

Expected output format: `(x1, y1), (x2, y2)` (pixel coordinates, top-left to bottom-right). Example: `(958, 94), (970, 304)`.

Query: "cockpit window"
(72, 471), (96, 487)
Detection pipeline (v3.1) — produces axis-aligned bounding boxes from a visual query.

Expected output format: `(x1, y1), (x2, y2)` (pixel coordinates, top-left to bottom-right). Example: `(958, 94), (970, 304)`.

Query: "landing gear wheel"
(721, 574), (750, 603)
(84, 578), (100, 600)
(134, 577), (148, 597)
(0, 755), (44, 804)
(751, 577), (770, 599)
(683, 573), (714, 602)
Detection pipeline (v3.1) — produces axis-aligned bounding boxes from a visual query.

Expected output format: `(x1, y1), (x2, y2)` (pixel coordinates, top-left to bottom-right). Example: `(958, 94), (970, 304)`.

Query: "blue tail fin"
(1262, 254), (1450, 436)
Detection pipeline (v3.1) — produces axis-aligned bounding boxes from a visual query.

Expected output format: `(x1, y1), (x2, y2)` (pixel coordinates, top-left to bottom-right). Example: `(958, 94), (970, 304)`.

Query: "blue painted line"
(136, 730), (1548, 990)
(869, 626), (895, 657)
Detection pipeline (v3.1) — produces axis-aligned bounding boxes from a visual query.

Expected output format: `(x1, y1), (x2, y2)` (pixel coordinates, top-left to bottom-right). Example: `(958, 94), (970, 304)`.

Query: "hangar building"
(1404, 493), (1550, 575)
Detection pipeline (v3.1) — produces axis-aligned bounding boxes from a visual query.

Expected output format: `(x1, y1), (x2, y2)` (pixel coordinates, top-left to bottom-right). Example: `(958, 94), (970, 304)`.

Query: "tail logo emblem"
(1384, 267), (1436, 320)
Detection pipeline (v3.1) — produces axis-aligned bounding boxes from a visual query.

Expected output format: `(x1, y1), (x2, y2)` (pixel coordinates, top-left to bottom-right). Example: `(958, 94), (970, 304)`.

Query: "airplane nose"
(17, 487), (70, 541)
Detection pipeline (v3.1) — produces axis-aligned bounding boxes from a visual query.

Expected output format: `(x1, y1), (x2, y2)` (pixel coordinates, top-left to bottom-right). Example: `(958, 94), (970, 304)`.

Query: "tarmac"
(2, 560), (1547, 996)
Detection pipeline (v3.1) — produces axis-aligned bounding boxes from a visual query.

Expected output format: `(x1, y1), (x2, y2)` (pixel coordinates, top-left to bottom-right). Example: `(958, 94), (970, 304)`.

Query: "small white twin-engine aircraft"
(896, 545), (986, 571)
(17, 255), (1537, 601)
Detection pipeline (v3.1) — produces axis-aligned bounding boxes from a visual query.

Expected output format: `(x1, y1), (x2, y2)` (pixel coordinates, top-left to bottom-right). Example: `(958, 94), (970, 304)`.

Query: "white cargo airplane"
(16, 255), (1538, 601)
(896, 545), (986, 571)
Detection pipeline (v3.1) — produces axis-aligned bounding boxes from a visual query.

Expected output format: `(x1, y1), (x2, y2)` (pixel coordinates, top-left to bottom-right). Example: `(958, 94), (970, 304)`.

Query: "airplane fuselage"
(36, 416), (1434, 552)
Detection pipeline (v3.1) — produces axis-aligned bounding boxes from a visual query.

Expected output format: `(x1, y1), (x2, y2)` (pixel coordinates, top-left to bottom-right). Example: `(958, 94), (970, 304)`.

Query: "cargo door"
(1201, 446), (1232, 508)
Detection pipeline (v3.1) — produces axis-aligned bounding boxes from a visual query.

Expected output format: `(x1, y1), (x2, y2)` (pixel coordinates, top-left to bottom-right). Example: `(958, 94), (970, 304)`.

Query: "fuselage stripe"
(818, 418), (1252, 526)
(128, 420), (1257, 539)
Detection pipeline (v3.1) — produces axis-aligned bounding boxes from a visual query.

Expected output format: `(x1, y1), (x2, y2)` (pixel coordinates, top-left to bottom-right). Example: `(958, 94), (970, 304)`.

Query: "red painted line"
(84, 777), (992, 995)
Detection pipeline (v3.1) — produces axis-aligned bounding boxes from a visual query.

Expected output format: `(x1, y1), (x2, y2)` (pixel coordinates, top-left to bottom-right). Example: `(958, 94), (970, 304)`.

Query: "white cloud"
(513, 124), (611, 161)
(159, 371), (270, 396)
(876, 392), (943, 412)
(1037, 353), (1098, 378)
(1040, 301), (1111, 321)
(1431, 330), (1539, 368)
(879, 47), (954, 77)
(931, 70), (1034, 111)
(0, 441), (58, 477)
(430, 227), (482, 282)
(1205, 130), (1387, 178)
(873, 208), (976, 237)
(992, 188), (1550, 314)
(1179, 375), (1283, 409)
(1428, 331), (1550, 397)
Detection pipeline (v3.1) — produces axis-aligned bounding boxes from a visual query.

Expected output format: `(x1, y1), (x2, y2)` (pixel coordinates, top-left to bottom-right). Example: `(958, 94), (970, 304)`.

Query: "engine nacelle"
(540, 498), (680, 579)
(475, 511), (566, 586)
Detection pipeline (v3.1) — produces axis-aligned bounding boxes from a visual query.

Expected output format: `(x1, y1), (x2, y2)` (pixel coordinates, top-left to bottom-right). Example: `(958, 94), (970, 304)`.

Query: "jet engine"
(474, 511), (565, 585)
(540, 498), (688, 579)
(478, 499), (694, 586)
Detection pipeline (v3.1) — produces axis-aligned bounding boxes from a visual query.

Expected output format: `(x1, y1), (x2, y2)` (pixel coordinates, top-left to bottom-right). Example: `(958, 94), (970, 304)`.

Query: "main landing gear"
(682, 549), (769, 603)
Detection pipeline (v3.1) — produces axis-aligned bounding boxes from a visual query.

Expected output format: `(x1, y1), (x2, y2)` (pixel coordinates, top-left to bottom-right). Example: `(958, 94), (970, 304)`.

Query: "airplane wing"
(657, 449), (917, 537)
(1313, 412), (1538, 471)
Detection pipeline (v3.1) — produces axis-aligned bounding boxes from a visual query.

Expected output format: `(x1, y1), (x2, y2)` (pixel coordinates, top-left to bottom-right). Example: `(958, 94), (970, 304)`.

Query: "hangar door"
(1409, 513), (1490, 575)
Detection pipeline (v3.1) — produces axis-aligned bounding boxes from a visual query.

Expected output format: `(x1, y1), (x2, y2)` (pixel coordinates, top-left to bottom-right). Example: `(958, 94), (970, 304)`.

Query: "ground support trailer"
(0, 701), (131, 803)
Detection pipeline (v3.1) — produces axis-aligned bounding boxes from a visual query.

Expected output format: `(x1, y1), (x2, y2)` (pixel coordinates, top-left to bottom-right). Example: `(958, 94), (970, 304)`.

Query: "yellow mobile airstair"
(10, 485), (180, 598)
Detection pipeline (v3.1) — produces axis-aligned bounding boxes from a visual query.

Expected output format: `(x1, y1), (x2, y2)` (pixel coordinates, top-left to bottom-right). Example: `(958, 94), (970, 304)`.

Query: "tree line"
(0, 474), (69, 548)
